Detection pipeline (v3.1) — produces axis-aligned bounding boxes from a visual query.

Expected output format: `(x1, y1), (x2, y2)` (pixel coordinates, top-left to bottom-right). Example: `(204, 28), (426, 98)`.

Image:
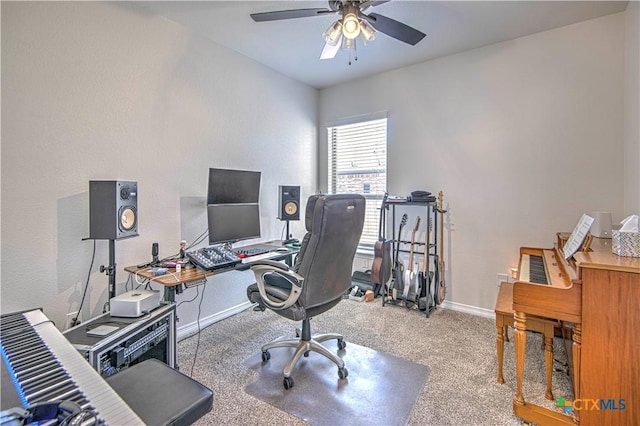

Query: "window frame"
(326, 113), (388, 251)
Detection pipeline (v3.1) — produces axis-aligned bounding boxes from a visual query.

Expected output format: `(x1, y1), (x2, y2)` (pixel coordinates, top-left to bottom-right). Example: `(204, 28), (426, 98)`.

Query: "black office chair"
(246, 193), (366, 389)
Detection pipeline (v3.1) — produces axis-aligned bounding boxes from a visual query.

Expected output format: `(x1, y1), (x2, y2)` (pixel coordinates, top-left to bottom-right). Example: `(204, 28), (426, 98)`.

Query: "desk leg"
(164, 286), (176, 303)
(285, 253), (294, 268)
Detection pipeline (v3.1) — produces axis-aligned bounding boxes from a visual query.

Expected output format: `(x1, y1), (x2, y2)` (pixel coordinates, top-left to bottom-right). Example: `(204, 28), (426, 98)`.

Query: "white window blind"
(328, 117), (387, 249)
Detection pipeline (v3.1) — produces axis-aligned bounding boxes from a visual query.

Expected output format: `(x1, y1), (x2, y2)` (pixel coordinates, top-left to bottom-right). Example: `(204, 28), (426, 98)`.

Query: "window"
(328, 116), (387, 249)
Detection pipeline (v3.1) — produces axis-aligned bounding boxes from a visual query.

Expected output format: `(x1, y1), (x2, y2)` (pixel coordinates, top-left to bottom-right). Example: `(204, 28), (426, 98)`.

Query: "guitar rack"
(380, 198), (439, 317)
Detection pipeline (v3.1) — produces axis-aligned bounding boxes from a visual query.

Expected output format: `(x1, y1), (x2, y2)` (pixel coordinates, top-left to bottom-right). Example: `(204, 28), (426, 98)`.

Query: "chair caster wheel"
(337, 339), (346, 350)
(338, 366), (348, 379)
(304, 351), (309, 357)
(261, 351), (271, 362)
(283, 376), (294, 389)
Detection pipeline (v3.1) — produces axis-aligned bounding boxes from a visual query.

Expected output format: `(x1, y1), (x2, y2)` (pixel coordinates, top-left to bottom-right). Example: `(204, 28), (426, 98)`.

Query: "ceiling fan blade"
(320, 36), (342, 60)
(360, 0), (391, 11)
(365, 12), (426, 45)
(250, 8), (330, 22)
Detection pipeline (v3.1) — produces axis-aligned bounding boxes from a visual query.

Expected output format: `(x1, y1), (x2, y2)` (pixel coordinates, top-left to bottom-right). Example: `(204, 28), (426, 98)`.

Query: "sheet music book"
(563, 213), (595, 260)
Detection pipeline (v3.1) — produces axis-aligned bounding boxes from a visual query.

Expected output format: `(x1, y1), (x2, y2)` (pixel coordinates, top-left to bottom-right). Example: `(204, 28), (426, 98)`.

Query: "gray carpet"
(244, 342), (429, 426)
(177, 299), (573, 425)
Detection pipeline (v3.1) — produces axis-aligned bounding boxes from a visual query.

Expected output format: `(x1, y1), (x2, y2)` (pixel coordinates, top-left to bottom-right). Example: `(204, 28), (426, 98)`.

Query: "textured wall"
(319, 13), (627, 311)
(1, 2), (318, 331)
(624, 1), (640, 216)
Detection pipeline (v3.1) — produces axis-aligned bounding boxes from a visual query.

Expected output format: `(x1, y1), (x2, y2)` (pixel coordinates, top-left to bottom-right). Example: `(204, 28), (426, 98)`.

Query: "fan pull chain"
(354, 39), (358, 63)
(349, 39), (358, 66)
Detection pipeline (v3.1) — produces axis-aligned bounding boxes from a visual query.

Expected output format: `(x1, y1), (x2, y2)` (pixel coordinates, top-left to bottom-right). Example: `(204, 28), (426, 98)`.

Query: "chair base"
(260, 318), (347, 388)
(262, 332), (345, 377)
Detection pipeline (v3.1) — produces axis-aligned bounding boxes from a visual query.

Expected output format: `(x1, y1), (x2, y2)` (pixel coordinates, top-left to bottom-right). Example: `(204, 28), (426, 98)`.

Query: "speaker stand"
(99, 239), (117, 300)
(286, 220), (291, 240)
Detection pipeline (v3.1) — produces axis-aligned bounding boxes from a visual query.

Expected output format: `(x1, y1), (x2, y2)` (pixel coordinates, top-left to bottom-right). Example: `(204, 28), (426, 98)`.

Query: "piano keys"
(1, 309), (143, 425)
(518, 254), (548, 284)
(514, 246), (581, 323)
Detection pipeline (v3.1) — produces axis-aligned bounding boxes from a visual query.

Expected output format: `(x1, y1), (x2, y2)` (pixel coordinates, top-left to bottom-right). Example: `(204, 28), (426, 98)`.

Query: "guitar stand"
(380, 197), (439, 317)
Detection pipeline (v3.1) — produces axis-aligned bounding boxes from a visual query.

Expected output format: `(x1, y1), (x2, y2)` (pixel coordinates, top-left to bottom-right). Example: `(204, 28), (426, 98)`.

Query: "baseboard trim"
(176, 301), (254, 341)
(176, 300), (495, 341)
(440, 300), (495, 319)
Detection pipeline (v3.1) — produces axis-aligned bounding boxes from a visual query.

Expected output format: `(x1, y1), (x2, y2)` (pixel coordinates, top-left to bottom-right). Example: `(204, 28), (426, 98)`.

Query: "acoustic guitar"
(435, 191), (447, 305)
(402, 217), (421, 304)
(391, 214), (408, 300)
(371, 195), (391, 296)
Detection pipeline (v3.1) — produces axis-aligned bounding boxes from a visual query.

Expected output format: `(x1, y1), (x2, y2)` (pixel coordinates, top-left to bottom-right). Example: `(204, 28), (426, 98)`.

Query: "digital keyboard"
(0, 309), (143, 425)
(186, 245), (242, 271)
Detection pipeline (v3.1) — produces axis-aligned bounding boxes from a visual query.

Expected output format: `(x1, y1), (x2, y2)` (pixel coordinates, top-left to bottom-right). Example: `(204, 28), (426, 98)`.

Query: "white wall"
(625, 1), (640, 215)
(1, 2), (318, 332)
(2, 3), (636, 329)
(319, 13), (627, 311)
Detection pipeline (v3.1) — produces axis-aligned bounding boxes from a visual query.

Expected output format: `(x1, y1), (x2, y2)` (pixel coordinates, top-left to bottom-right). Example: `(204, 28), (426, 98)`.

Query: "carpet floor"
(177, 299), (573, 425)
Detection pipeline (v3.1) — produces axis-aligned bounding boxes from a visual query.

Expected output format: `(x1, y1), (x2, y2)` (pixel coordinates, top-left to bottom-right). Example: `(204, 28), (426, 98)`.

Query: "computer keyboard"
(233, 247), (270, 258)
(186, 246), (242, 271)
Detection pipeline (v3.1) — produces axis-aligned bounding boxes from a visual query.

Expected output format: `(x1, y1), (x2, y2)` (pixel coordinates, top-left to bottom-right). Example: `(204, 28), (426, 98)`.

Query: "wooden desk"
(495, 282), (558, 400)
(124, 241), (299, 302)
(124, 265), (212, 302)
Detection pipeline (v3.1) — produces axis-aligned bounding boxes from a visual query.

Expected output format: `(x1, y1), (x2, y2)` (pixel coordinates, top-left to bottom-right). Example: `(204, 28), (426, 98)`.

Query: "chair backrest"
(294, 194), (366, 310)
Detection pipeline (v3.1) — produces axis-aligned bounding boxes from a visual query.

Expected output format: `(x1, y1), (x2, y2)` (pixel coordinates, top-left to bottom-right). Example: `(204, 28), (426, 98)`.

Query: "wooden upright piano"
(512, 233), (640, 425)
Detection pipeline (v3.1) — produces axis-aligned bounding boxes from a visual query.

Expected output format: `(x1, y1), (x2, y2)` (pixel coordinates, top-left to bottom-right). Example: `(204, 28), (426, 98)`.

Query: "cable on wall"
(73, 240), (97, 326)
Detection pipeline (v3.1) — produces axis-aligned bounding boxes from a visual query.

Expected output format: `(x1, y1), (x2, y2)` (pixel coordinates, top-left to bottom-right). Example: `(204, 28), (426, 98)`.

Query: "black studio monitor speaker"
(89, 180), (139, 240)
(277, 185), (300, 221)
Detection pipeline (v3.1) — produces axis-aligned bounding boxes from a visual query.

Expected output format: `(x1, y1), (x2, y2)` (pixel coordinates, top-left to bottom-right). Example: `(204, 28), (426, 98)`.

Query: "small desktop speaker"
(277, 185), (300, 221)
(89, 180), (139, 240)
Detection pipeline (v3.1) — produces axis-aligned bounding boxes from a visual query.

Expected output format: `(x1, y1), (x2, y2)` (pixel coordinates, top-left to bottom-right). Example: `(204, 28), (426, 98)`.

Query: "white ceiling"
(137, 1), (628, 89)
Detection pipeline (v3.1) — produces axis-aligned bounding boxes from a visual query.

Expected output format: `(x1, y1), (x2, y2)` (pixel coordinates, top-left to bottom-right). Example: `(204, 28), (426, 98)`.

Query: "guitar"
(435, 191), (447, 305)
(391, 214), (408, 300)
(417, 217), (432, 310)
(371, 194), (391, 296)
(402, 217), (421, 304)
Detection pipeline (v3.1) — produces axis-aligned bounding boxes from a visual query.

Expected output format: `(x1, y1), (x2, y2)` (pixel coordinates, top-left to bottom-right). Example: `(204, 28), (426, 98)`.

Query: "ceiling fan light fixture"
(341, 36), (355, 50)
(359, 19), (377, 44)
(323, 21), (343, 46)
(342, 12), (361, 39)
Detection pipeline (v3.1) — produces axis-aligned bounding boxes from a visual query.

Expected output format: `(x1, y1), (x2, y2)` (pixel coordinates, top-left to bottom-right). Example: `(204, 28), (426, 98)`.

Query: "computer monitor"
(207, 168), (261, 205)
(207, 204), (261, 245)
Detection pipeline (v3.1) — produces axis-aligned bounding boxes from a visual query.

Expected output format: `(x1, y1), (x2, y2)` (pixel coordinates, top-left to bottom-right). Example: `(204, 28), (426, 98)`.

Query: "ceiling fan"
(250, 0), (426, 64)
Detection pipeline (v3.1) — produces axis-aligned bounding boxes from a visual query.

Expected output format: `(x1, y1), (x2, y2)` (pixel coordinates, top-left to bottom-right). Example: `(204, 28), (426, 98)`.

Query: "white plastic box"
(110, 289), (161, 317)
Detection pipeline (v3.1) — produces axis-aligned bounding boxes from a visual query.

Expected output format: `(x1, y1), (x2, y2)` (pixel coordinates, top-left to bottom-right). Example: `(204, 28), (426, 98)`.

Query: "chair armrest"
(236, 259), (289, 272)
(250, 262), (304, 310)
(246, 259), (291, 271)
